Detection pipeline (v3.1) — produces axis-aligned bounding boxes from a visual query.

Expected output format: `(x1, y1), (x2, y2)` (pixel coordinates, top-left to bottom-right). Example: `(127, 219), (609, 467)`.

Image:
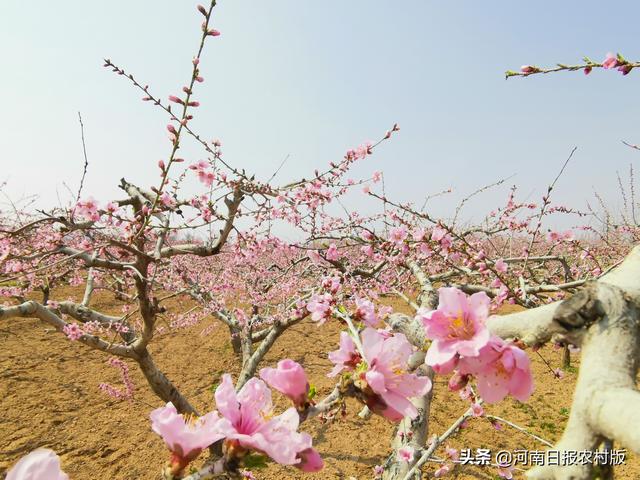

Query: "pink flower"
(361, 244), (374, 257)
(150, 402), (230, 468)
(397, 446), (414, 462)
(105, 201), (119, 214)
(321, 275), (341, 293)
(547, 231), (561, 242)
(431, 225), (453, 250)
(434, 464), (452, 477)
(198, 169), (216, 186)
(459, 386), (473, 401)
(325, 243), (340, 261)
(471, 402), (484, 417)
(360, 230), (374, 241)
(63, 323), (83, 341)
(76, 197), (100, 221)
(431, 225), (446, 242)
(160, 192), (176, 208)
(354, 297), (379, 327)
(458, 336), (534, 403)
(306, 293), (333, 325)
(445, 446), (459, 461)
(494, 258), (508, 273)
(308, 250), (322, 264)
(602, 53), (619, 69)
(328, 331), (361, 377)
(412, 227), (426, 242)
(372, 171), (383, 183)
(214, 375), (321, 468)
(6, 449), (68, 480)
(418, 288), (491, 373)
(260, 359), (309, 408)
(389, 226), (408, 245)
(360, 328), (432, 421)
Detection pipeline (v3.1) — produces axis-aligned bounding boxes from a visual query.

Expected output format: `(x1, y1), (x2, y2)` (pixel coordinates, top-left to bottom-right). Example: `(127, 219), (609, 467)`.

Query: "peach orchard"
(2, 3), (640, 480)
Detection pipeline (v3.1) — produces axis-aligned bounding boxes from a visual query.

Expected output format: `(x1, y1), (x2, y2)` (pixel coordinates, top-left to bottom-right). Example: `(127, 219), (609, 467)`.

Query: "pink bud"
(259, 359), (309, 407)
(584, 66), (592, 75)
(296, 448), (323, 472)
(166, 124), (178, 135)
(192, 57), (200, 66)
(448, 371), (470, 392)
(618, 64), (633, 75)
(207, 29), (221, 37)
(602, 53), (619, 70)
(158, 160), (166, 170)
(188, 101), (200, 107)
(168, 95), (184, 105)
(197, 4), (207, 16)
(195, 76), (204, 83)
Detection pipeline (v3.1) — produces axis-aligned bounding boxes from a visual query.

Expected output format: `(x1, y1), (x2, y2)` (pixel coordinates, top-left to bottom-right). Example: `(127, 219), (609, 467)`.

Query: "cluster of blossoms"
(74, 197), (100, 221)
(150, 369), (321, 477)
(98, 357), (135, 401)
(62, 322), (84, 341)
(189, 159), (217, 187)
(418, 287), (534, 403)
(329, 327), (432, 421)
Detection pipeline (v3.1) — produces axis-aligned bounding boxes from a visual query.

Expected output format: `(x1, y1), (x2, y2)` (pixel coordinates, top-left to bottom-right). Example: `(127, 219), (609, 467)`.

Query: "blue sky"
(2, 1), (639, 228)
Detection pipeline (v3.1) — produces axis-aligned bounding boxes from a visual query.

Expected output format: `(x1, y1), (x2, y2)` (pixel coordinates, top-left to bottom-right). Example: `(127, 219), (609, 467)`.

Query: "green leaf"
(308, 383), (317, 400)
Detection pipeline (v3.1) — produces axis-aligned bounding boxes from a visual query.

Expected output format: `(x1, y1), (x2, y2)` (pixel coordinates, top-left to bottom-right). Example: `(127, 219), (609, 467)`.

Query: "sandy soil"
(1, 289), (637, 479)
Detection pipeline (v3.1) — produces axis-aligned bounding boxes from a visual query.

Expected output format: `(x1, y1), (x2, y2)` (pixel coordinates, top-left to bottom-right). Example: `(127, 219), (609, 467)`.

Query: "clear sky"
(2, 1), (639, 229)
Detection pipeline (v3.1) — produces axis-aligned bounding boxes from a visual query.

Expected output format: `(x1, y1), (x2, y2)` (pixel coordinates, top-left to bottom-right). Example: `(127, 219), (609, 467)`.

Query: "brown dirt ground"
(1, 288), (638, 479)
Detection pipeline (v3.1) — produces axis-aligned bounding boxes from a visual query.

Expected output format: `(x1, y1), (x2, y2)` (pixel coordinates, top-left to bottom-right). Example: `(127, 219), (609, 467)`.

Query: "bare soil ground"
(1, 288), (638, 479)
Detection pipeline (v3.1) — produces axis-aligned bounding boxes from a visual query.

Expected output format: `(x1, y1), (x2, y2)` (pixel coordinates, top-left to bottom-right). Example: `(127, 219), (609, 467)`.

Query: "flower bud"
(447, 371), (469, 392)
